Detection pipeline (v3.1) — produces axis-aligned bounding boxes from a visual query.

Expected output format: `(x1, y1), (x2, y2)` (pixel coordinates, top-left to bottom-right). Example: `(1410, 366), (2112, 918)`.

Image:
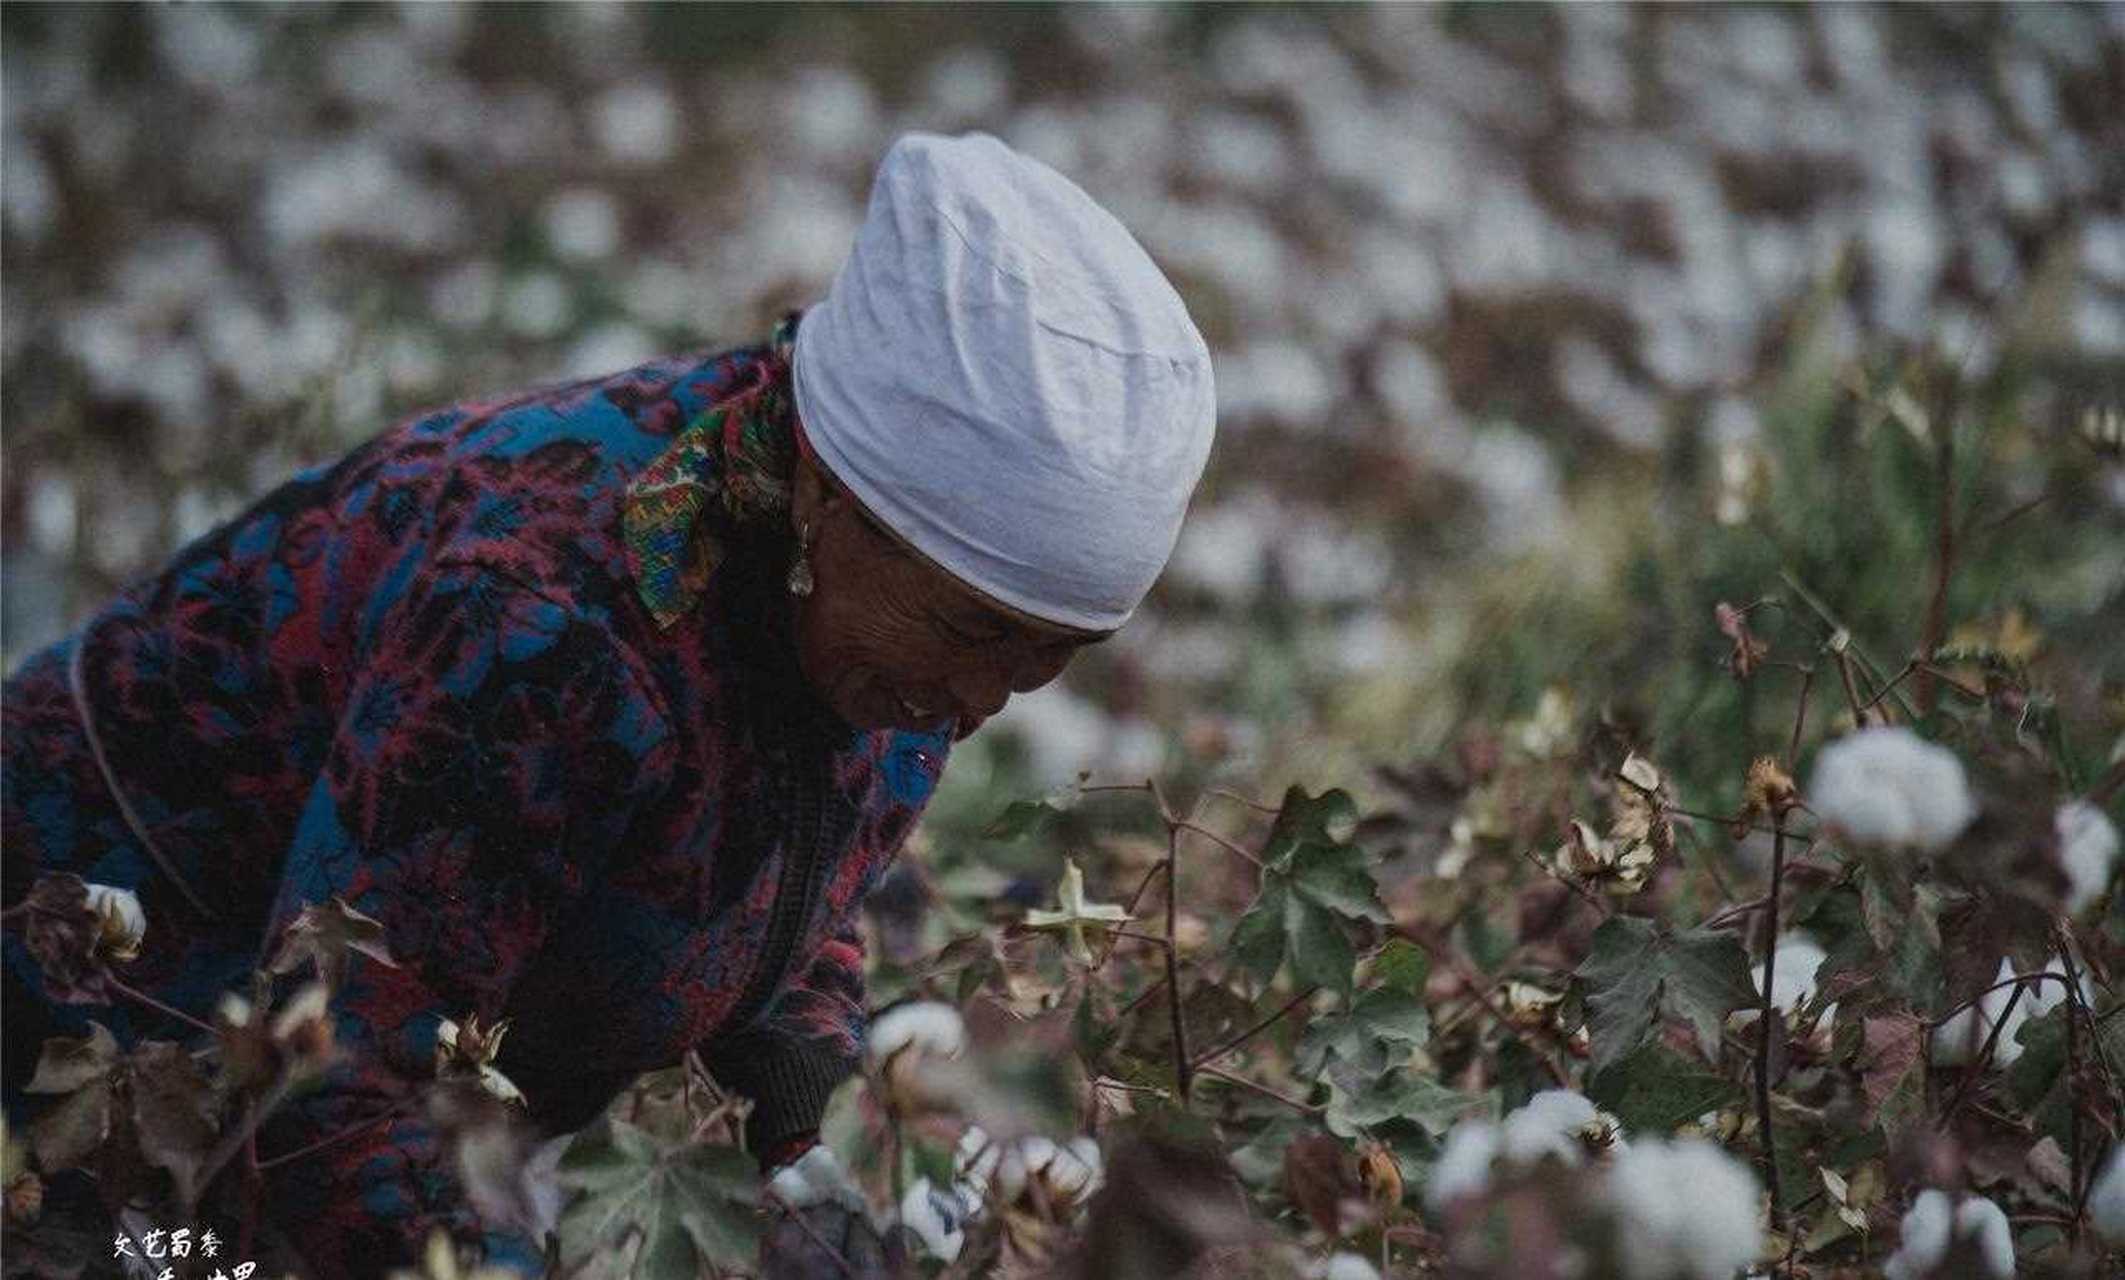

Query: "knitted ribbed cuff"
(702, 1034), (855, 1161)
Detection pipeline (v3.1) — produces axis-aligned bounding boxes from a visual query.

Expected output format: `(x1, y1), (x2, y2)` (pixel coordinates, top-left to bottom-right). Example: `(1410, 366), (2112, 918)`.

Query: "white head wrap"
(792, 132), (1216, 631)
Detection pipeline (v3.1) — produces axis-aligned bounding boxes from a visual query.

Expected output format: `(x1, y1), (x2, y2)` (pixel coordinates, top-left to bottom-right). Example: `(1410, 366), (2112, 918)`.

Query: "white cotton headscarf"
(792, 131), (1216, 631)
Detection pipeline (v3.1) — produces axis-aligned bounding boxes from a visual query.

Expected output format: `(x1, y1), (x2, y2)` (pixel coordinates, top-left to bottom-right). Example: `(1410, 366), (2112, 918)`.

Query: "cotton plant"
(1881, 1190), (2014, 1280)
(1807, 727), (1976, 853)
(1426, 1089), (1625, 1213)
(1596, 1138), (1763, 1280)
(2056, 799), (2120, 915)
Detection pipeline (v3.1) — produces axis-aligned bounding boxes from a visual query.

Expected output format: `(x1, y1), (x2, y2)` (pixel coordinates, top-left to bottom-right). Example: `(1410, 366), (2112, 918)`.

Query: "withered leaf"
(128, 1041), (216, 1209)
(268, 897), (400, 990)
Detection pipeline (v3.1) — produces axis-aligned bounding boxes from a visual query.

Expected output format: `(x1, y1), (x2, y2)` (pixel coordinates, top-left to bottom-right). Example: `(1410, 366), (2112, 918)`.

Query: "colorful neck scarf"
(623, 316), (801, 629)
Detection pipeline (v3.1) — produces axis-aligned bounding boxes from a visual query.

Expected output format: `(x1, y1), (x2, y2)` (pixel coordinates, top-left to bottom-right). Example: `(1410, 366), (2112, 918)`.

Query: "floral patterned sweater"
(1, 332), (951, 1276)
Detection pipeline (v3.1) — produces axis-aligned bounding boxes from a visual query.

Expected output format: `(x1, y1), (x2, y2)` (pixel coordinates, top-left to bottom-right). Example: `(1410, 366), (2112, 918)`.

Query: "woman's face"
(788, 455), (1110, 734)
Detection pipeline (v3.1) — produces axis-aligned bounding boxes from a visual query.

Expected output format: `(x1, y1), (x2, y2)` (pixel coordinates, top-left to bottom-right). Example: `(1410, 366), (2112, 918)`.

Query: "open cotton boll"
(1954, 1197), (2014, 1279)
(1598, 1137), (1763, 1280)
(1500, 1089), (1624, 1163)
(1883, 1190), (2014, 1279)
(1766, 933), (1826, 1014)
(767, 1144), (867, 1214)
(1426, 1120), (1501, 1212)
(899, 1177), (970, 1262)
(2090, 1144), (2125, 1245)
(1306, 1253), (1384, 1280)
(2057, 800), (2120, 915)
(84, 882), (147, 961)
(865, 1000), (967, 1068)
(1932, 955), (2084, 1069)
(1807, 728), (1976, 852)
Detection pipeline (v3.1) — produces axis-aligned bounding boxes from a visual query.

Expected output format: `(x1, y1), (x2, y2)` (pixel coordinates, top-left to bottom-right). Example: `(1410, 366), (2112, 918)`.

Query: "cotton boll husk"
(1426, 1120), (1501, 1212)
(1599, 1137), (1762, 1280)
(2057, 800), (2119, 914)
(2090, 1144), (2125, 1245)
(1807, 727), (1976, 851)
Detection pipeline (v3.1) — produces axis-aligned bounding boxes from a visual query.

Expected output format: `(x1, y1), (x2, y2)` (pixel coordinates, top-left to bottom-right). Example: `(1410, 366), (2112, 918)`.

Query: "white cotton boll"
(591, 83), (679, 165)
(1930, 958), (2019, 1069)
(501, 272), (574, 340)
(1500, 1090), (1604, 1165)
(768, 1144), (866, 1214)
(2090, 1144), (2125, 1245)
(899, 1178), (967, 1262)
(865, 1001), (966, 1070)
(1425, 1120), (1500, 1212)
(1307, 1253), (1384, 1280)
(542, 188), (622, 261)
(1599, 1138), (1763, 1280)
(83, 883), (147, 958)
(1806, 728), (1977, 852)
(2057, 801), (2119, 915)
(1884, 1189), (1953, 1280)
(1954, 1196), (2014, 1278)
(1766, 933), (1826, 1015)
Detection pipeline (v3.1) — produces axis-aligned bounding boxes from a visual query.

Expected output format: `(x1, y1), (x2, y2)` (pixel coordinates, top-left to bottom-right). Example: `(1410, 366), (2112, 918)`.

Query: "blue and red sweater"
(2, 334), (950, 1274)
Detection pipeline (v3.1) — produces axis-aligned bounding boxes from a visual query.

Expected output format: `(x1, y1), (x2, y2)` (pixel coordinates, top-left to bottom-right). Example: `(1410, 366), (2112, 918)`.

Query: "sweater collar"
(622, 315), (802, 630)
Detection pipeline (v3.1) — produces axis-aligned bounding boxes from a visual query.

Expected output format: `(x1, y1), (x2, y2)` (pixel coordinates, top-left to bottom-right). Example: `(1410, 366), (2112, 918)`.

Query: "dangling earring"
(786, 518), (815, 597)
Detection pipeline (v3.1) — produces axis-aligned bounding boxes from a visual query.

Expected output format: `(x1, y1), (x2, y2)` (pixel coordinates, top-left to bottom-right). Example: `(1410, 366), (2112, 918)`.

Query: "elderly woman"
(1, 133), (1215, 1275)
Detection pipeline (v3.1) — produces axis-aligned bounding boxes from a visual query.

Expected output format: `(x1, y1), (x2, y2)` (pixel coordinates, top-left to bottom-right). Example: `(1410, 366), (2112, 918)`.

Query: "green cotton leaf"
(557, 1118), (759, 1278)
(1297, 987), (1429, 1076)
(1229, 877), (1289, 988)
(1586, 1043), (1744, 1134)
(1573, 916), (1758, 1071)
(982, 776), (1085, 841)
(1261, 786), (1362, 873)
(1290, 841), (1392, 924)
(1370, 939), (1430, 996)
(1323, 1067), (1474, 1138)
(1285, 893), (1356, 998)
(669, 1144), (763, 1267)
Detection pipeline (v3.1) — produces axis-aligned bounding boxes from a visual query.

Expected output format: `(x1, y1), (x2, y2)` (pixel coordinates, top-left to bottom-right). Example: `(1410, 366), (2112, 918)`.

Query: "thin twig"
(1416, 935), (1571, 1086)
(1518, 847), (1607, 911)
(1174, 819), (1263, 869)
(2057, 937), (2089, 1236)
(256, 1101), (410, 1171)
(1779, 571), (1918, 723)
(1937, 983), (2026, 1128)
(107, 974), (217, 1037)
(1859, 659), (1920, 714)
(1204, 787), (1279, 814)
(1150, 780), (1194, 1102)
(764, 1191), (859, 1279)
(1755, 820), (1788, 1242)
(1191, 986), (1319, 1070)
(1197, 1063), (1322, 1115)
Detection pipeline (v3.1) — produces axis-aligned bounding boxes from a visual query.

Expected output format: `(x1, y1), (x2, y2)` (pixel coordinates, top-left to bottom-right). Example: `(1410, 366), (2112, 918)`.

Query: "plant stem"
(1755, 821), (1787, 1240)
(106, 974), (217, 1036)
(1173, 819), (1263, 868)
(2057, 938), (2087, 1236)
(256, 1101), (409, 1171)
(1150, 782), (1194, 1102)
(1937, 983), (2026, 1127)
(1915, 397), (1958, 716)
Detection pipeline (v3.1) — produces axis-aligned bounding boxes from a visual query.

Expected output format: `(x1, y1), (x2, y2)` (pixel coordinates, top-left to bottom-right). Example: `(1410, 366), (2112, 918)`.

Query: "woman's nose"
(946, 666), (1012, 719)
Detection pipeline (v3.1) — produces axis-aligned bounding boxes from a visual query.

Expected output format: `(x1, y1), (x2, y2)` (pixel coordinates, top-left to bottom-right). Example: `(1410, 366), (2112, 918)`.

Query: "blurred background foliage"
(3, 1), (2122, 882)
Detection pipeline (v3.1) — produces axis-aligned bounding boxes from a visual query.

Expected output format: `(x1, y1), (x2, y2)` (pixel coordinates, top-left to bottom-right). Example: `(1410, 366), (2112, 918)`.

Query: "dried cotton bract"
(1807, 727), (1975, 852)
(1882, 1190), (2013, 1280)
(1597, 1137), (1763, 1280)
